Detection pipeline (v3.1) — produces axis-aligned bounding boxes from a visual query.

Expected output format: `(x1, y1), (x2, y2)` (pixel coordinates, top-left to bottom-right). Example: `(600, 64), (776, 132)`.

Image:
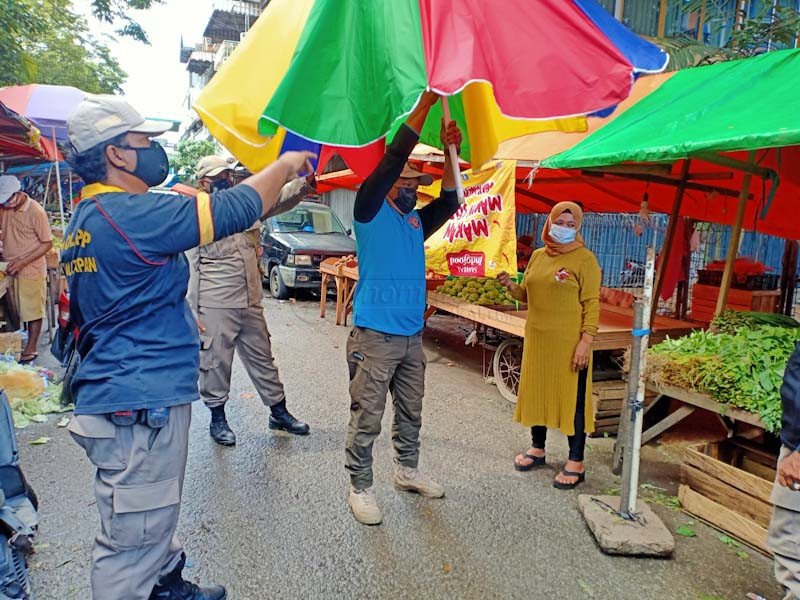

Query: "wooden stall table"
(640, 382), (765, 446)
(319, 258), (358, 326)
(425, 291), (698, 401)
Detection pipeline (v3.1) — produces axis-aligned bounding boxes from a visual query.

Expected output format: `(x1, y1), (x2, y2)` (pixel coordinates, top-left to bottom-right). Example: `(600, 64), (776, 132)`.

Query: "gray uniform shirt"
(187, 178), (313, 312)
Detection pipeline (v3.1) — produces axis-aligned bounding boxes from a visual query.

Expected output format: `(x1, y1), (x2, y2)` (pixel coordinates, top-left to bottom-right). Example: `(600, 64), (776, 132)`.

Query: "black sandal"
(514, 451), (546, 472)
(553, 469), (585, 490)
(19, 353), (38, 365)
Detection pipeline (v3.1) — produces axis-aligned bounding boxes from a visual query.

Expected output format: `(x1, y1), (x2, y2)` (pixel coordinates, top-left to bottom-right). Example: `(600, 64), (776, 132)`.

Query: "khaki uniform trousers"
(769, 447), (800, 599)
(345, 326), (426, 490)
(68, 403), (191, 600)
(198, 305), (285, 409)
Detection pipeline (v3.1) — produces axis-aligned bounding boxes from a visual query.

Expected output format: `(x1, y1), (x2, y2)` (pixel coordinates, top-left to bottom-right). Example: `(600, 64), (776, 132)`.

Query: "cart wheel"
(493, 338), (523, 404)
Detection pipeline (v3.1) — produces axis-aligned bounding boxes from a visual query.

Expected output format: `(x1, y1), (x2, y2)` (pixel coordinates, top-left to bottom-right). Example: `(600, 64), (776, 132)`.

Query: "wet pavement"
(19, 295), (781, 599)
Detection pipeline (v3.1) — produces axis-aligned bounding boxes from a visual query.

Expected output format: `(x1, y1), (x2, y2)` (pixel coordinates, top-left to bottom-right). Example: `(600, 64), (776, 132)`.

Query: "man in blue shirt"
(346, 91), (462, 525)
(62, 94), (314, 600)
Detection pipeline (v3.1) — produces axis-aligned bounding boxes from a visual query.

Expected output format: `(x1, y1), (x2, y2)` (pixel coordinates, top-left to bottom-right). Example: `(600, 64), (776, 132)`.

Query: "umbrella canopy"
(543, 50), (800, 169)
(0, 84), (87, 143)
(0, 101), (58, 166)
(196, 0), (666, 173)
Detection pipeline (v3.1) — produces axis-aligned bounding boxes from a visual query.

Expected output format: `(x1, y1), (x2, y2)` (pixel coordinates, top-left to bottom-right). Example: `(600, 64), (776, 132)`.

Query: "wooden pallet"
(590, 379), (657, 437)
(679, 439), (775, 555)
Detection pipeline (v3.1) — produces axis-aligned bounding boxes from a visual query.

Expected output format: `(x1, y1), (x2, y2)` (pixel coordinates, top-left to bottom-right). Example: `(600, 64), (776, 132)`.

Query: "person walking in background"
(0, 175), (53, 364)
(62, 93), (315, 600)
(498, 201), (600, 490)
(768, 343), (800, 599)
(345, 90), (463, 525)
(187, 155), (313, 446)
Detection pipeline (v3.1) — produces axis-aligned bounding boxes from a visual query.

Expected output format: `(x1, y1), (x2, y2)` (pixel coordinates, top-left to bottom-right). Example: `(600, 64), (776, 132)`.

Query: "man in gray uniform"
(769, 344), (800, 598)
(63, 95), (315, 599)
(188, 156), (311, 446)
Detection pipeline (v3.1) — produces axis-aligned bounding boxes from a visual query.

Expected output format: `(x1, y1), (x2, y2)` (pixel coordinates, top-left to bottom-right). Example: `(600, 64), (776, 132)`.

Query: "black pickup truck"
(261, 200), (356, 299)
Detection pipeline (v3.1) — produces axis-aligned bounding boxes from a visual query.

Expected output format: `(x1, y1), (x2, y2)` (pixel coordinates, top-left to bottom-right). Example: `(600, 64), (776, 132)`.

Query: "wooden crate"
(589, 379), (657, 437)
(0, 332), (22, 358)
(679, 439), (776, 555)
(690, 283), (780, 324)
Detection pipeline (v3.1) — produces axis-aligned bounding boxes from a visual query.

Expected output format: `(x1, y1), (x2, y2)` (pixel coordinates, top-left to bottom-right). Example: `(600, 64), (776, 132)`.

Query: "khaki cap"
(195, 155), (238, 179)
(399, 163), (433, 186)
(67, 94), (170, 153)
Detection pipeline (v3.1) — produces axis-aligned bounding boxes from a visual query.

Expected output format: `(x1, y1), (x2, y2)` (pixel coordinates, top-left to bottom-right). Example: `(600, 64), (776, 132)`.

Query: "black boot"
(269, 401), (310, 436)
(209, 407), (236, 446)
(149, 554), (226, 600)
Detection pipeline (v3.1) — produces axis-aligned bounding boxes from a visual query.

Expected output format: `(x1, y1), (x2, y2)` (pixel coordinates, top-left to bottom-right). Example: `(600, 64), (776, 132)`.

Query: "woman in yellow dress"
(498, 202), (600, 489)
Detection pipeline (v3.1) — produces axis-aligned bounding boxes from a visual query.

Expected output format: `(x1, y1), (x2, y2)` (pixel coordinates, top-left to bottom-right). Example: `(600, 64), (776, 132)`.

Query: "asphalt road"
(19, 295), (782, 599)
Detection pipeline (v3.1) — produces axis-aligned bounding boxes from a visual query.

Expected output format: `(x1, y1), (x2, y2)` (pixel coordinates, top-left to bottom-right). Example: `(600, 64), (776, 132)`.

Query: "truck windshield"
(271, 205), (347, 234)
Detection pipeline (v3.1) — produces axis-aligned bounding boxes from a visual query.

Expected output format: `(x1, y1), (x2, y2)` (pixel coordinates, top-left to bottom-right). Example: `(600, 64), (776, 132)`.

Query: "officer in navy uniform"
(63, 94), (315, 600)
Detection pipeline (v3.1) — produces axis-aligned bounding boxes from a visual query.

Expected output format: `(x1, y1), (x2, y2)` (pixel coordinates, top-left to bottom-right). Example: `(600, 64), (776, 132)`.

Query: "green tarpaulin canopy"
(543, 49), (800, 169)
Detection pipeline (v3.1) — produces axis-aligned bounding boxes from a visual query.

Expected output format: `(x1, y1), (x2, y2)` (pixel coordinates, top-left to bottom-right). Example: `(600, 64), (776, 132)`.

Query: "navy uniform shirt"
(61, 182), (262, 415)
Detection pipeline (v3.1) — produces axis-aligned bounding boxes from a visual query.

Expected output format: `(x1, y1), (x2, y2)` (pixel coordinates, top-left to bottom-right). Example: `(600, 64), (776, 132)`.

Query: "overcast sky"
(74, 0), (214, 121)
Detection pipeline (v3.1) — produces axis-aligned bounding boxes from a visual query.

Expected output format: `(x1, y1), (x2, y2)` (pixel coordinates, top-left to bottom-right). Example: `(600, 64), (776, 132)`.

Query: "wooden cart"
(426, 290), (697, 402)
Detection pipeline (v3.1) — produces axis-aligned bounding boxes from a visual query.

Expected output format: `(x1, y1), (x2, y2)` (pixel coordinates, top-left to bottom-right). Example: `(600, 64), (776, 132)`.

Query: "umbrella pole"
(43, 163), (53, 207)
(52, 129), (66, 227)
(714, 151), (756, 317)
(441, 97), (465, 205)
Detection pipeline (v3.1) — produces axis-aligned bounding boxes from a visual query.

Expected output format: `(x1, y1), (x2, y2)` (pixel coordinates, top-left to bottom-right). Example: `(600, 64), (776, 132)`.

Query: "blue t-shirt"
(62, 183), (262, 415)
(353, 202), (426, 336)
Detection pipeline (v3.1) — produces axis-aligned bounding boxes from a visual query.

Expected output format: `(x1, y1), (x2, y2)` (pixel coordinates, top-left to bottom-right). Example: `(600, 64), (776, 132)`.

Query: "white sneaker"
(348, 486), (382, 525)
(393, 465), (445, 499)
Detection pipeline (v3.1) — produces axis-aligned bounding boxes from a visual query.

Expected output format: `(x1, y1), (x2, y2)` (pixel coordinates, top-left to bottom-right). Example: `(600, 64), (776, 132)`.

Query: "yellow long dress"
(513, 246), (601, 435)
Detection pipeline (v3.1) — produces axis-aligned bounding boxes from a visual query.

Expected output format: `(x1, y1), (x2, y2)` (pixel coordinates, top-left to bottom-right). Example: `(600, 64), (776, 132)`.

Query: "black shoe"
(209, 419), (236, 446)
(269, 408), (310, 436)
(150, 555), (226, 600)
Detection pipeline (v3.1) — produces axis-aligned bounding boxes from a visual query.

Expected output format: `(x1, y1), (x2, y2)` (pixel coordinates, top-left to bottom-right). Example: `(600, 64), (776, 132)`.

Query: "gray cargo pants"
(769, 447), (800, 599)
(68, 403), (191, 600)
(198, 305), (285, 409)
(345, 326), (427, 490)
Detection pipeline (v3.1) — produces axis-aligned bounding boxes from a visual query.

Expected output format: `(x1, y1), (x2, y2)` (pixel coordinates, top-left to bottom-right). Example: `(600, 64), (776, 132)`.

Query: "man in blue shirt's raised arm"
(63, 94), (314, 600)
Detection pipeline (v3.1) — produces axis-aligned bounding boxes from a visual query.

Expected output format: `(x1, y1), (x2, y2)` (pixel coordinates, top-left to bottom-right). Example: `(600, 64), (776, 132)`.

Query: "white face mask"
(549, 223), (577, 244)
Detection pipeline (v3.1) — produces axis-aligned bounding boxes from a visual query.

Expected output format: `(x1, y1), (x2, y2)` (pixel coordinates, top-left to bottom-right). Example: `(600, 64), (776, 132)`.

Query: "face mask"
(549, 223), (577, 244)
(118, 141), (169, 187)
(210, 178), (232, 192)
(394, 187), (418, 214)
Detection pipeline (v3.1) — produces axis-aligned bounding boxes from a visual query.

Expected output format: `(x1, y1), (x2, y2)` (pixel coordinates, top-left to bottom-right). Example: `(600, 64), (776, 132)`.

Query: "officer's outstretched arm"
(241, 151), (316, 219)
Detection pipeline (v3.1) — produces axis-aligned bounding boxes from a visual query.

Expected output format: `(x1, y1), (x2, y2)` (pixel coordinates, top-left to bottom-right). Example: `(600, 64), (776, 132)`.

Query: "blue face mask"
(393, 187), (418, 214)
(116, 141), (169, 187)
(549, 223), (577, 244)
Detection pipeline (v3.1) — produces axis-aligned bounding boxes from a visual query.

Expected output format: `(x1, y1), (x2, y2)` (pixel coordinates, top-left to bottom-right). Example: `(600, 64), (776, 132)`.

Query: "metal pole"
(440, 96), (465, 205)
(619, 247), (656, 518)
(52, 129), (66, 227)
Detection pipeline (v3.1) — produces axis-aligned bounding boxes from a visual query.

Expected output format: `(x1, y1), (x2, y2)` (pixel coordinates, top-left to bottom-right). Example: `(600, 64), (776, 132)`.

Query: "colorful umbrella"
(196, 0), (667, 179)
(0, 101), (58, 166)
(0, 84), (87, 143)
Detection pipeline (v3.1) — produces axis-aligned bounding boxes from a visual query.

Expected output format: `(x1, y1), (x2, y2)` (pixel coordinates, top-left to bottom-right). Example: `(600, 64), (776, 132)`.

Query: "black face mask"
(394, 187), (417, 215)
(116, 141), (169, 187)
(210, 178), (232, 192)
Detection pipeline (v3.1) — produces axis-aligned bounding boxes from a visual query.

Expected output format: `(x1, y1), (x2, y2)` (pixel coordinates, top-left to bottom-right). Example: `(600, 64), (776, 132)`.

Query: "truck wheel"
(493, 338), (523, 404)
(270, 265), (290, 300)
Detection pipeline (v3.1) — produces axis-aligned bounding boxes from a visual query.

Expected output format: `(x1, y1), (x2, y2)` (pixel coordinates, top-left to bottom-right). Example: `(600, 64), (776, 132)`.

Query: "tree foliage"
(171, 140), (220, 183)
(0, 0), (127, 92)
(680, 1), (800, 57)
(89, 0), (164, 44)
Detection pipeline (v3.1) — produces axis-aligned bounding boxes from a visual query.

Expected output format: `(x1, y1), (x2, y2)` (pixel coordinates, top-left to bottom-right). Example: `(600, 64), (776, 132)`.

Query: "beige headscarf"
(542, 201), (585, 256)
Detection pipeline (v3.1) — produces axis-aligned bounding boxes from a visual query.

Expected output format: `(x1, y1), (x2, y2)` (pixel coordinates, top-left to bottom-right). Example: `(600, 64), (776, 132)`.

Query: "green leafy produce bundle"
(436, 277), (517, 306)
(648, 325), (800, 433)
(711, 310), (800, 335)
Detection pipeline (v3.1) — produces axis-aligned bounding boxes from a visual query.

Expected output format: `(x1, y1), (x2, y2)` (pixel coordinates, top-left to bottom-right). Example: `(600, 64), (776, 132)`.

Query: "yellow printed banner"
(422, 160), (517, 278)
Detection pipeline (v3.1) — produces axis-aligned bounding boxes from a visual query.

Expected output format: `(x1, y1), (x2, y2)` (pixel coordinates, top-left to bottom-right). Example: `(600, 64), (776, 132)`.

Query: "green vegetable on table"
(648, 321), (800, 433)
